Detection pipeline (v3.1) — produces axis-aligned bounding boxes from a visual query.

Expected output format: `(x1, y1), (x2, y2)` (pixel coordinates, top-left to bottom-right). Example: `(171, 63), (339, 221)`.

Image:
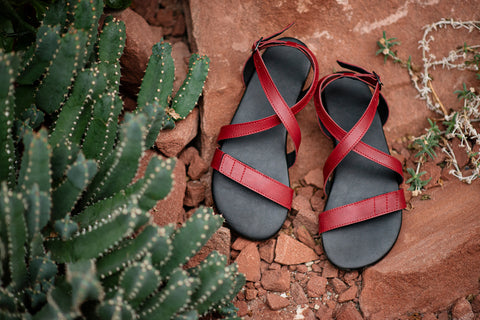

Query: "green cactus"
(171, 54), (210, 119)
(0, 1), (243, 319)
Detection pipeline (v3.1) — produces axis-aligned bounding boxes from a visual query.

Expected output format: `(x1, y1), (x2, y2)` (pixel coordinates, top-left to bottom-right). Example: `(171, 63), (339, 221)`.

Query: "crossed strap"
(211, 24), (319, 210)
(314, 61), (406, 233)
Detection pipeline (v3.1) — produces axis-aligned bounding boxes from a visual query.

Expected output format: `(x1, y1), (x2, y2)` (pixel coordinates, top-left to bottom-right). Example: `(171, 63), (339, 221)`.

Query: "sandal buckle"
(253, 37), (264, 52)
(372, 71), (383, 88)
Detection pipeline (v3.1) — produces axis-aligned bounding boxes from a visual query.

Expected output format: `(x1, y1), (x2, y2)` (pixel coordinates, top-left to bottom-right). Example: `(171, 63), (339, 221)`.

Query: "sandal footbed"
(212, 38), (311, 240)
(321, 77), (402, 269)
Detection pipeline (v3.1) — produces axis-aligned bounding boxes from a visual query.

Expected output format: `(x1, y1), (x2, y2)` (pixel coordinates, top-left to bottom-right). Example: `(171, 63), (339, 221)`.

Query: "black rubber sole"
(320, 77), (402, 269)
(212, 38), (311, 240)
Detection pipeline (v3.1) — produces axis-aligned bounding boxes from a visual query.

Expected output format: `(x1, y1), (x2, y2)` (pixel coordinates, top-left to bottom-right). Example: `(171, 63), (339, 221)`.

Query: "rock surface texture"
(185, 0), (480, 319)
(121, 0), (480, 318)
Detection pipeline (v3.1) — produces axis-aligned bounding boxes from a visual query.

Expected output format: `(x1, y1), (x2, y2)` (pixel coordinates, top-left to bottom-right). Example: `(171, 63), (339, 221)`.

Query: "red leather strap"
(212, 25), (319, 210)
(217, 39), (319, 150)
(211, 149), (294, 209)
(314, 62), (406, 233)
(319, 190), (406, 233)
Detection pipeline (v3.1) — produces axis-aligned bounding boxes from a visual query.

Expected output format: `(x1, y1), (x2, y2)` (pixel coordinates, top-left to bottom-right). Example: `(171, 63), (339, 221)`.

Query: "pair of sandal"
(211, 25), (406, 270)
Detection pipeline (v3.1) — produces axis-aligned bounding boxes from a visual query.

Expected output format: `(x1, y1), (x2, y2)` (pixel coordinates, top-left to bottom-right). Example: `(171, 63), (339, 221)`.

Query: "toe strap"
(319, 190), (406, 233)
(211, 148), (294, 209)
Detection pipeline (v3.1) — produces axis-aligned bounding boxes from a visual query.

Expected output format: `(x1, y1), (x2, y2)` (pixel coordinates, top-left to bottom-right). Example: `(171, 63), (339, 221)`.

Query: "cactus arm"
(97, 16), (125, 92)
(35, 28), (88, 114)
(0, 184), (28, 290)
(138, 268), (198, 320)
(51, 152), (97, 220)
(97, 289), (136, 320)
(119, 255), (160, 309)
(16, 129), (51, 195)
(159, 207), (223, 277)
(66, 260), (103, 309)
(80, 114), (146, 205)
(82, 90), (123, 162)
(41, 0), (70, 27)
(190, 254), (245, 316)
(23, 184), (50, 259)
(137, 41), (174, 110)
(17, 25), (61, 85)
(0, 51), (19, 188)
(54, 216), (79, 241)
(45, 207), (137, 263)
(137, 42), (175, 148)
(170, 54), (209, 119)
(95, 225), (160, 279)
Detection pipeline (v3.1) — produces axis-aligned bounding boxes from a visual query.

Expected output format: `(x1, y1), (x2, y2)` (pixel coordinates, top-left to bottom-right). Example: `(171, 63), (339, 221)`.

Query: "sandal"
(314, 61), (406, 269)
(211, 24), (319, 240)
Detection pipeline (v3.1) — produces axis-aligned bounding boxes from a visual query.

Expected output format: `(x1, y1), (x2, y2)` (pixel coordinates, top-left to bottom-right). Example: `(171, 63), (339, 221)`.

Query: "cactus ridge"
(0, 51), (19, 189)
(171, 54), (210, 119)
(17, 25), (61, 85)
(35, 28), (89, 114)
(51, 152), (97, 221)
(160, 207), (223, 277)
(78, 114), (145, 209)
(82, 90), (123, 162)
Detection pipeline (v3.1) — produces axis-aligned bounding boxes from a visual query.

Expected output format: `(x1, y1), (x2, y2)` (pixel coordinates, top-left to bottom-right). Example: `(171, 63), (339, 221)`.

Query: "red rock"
(294, 225), (316, 249)
(122, 94), (137, 112)
(316, 303), (334, 320)
(245, 288), (257, 301)
(291, 194), (312, 212)
(150, 157), (186, 226)
(304, 168), (324, 189)
(296, 186), (315, 199)
(471, 294), (480, 313)
(185, 226), (230, 268)
(330, 278), (348, 294)
(423, 160), (442, 189)
(438, 311), (449, 320)
(261, 269), (290, 292)
(266, 293), (290, 311)
(296, 265), (308, 273)
(232, 237), (255, 251)
(269, 262), (281, 270)
(292, 209), (318, 236)
(306, 276), (327, 298)
(338, 285), (357, 303)
(336, 302), (363, 320)
(235, 242), (261, 282)
(171, 41), (191, 93)
(155, 108), (199, 157)
(343, 270), (359, 282)
(422, 314), (438, 320)
(172, 13), (186, 37)
(303, 308), (316, 320)
(186, 153), (209, 180)
(131, 0), (158, 22)
(233, 300), (248, 317)
(311, 263), (322, 273)
(183, 180), (206, 207)
(450, 138), (470, 169)
(290, 282), (309, 305)
(258, 238), (276, 263)
(452, 298), (474, 320)
(113, 9), (159, 97)
(310, 189), (325, 212)
(274, 233), (319, 265)
(152, 8), (175, 28)
(360, 181), (480, 320)
(321, 260), (338, 278)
